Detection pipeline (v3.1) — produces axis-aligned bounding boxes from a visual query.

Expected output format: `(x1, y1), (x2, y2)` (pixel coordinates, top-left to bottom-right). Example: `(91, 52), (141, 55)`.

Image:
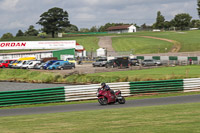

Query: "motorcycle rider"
(101, 82), (115, 97)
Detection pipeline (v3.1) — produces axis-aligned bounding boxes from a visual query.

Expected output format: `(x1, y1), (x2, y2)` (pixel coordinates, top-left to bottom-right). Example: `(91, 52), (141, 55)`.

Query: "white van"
(22, 60), (41, 69)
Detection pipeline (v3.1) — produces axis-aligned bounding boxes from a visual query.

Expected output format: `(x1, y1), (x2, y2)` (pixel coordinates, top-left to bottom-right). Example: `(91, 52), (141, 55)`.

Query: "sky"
(0, 0), (199, 37)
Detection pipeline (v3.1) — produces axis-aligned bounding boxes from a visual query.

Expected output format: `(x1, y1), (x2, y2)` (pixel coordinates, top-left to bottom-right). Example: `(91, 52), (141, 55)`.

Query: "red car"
(0, 60), (14, 68)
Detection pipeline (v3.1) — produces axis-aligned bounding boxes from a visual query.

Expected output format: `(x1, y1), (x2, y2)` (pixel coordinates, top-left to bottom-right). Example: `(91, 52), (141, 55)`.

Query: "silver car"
(142, 59), (162, 66)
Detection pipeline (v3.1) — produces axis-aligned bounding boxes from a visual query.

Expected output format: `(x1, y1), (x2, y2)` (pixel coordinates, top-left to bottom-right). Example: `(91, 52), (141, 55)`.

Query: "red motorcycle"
(97, 88), (126, 105)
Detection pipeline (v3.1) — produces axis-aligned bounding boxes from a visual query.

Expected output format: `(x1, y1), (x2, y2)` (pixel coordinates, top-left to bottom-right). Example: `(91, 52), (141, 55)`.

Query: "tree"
(154, 11), (165, 29)
(37, 7), (70, 38)
(198, 0), (200, 18)
(62, 24), (78, 33)
(173, 13), (192, 30)
(90, 26), (98, 32)
(16, 29), (24, 37)
(163, 21), (171, 30)
(24, 25), (38, 36)
(1, 33), (14, 39)
(190, 19), (200, 28)
(79, 28), (89, 32)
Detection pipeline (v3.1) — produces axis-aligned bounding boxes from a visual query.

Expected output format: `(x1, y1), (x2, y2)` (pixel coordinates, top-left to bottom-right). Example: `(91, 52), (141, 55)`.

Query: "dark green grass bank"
(0, 65), (200, 84)
(0, 102), (200, 133)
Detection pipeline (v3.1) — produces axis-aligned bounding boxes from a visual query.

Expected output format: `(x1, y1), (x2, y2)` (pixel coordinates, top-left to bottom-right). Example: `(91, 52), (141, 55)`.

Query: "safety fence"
(183, 78), (200, 92)
(64, 82), (130, 101)
(130, 79), (184, 94)
(0, 87), (65, 107)
(0, 78), (200, 106)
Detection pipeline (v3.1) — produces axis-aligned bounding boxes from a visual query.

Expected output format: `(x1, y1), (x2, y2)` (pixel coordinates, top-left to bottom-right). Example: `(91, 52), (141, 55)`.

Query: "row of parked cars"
(0, 57), (75, 70)
(92, 57), (162, 68)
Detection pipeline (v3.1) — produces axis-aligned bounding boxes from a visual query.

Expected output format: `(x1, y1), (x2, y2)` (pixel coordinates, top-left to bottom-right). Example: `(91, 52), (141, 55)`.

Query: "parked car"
(142, 59), (162, 66)
(57, 62), (75, 70)
(8, 60), (17, 68)
(47, 61), (69, 70)
(12, 57), (36, 68)
(40, 60), (62, 69)
(129, 58), (139, 66)
(92, 58), (107, 67)
(66, 58), (76, 64)
(14, 60), (31, 69)
(105, 59), (118, 68)
(0, 60), (14, 68)
(21, 60), (41, 69)
(34, 62), (45, 69)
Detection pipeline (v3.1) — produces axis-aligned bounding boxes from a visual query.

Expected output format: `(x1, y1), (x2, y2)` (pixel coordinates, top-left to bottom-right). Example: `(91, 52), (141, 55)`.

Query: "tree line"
(1, 0), (200, 39)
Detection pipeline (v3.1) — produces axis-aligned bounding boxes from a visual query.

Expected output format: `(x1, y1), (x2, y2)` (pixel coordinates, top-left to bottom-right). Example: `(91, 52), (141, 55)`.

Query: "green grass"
(122, 30), (200, 52)
(1, 102), (200, 133)
(112, 36), (173, 54)
(1, 65), (200, 84)
(88, 65), (200, 81)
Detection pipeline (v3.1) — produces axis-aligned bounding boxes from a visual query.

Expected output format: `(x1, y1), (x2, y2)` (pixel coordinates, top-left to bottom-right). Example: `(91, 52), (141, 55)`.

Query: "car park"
(129, 58), (139, 66)
(47, 61), (69, 70)
(142, 59), (162, 66)
(57, 62), (75, 70)
(92, 58), (107, 67)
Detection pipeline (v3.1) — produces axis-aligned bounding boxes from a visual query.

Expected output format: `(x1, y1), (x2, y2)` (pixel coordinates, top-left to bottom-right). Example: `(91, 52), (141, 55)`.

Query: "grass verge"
(0, 65), (200, 84)
(0, 102), (200, 133)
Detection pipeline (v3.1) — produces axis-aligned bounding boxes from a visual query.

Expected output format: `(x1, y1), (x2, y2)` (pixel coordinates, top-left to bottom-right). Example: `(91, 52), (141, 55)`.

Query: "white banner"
(0, 40), (76, 50)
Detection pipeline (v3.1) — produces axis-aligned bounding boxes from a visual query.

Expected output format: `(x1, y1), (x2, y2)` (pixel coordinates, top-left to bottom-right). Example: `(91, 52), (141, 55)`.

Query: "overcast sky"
(0, 0), (199, 37)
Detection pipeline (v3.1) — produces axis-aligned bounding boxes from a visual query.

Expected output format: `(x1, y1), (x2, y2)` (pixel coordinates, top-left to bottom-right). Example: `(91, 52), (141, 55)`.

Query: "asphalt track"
(0, 94), (200, 117)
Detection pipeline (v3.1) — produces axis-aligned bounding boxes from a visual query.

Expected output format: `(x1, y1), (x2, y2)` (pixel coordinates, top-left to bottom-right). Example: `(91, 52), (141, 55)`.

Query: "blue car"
(40, 60), (62, 69)
(47, 61), (69, 70)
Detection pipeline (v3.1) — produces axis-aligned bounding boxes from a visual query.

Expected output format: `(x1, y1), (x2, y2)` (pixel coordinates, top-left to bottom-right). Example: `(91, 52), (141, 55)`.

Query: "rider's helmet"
(101, 82), (106, 87)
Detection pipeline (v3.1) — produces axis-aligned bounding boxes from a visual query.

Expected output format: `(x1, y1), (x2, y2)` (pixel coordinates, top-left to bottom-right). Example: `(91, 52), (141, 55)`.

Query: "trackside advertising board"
(0, 41), (76, 50)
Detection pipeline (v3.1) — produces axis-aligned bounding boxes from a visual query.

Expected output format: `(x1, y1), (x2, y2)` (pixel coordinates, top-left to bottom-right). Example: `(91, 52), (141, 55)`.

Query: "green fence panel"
(188, 57), (198, 61)
(136, 56), (144, 60)
(129, 79), (183, 94)
(169, 56), (178, 61)
(152, 56), (160, 60)
(0, 87), (65, 106)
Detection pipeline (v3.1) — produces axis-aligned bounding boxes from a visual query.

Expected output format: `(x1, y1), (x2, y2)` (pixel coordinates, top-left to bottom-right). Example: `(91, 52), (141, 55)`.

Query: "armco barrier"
(0, 78), (200, 107)
(184, 78), (200, 92)
(130, 79), (184, 94)
(0, 87), (65, 106)
(64, 82), (131, 101)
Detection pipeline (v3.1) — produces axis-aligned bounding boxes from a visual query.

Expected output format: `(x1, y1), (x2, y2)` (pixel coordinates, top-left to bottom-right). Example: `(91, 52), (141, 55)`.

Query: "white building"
(107, 25), (136, 34)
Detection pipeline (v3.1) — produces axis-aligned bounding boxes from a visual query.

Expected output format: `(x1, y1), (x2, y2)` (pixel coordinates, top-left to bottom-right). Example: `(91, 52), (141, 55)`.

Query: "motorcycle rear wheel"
(98, 97), (108, 105)
(118, 96), (126, 104)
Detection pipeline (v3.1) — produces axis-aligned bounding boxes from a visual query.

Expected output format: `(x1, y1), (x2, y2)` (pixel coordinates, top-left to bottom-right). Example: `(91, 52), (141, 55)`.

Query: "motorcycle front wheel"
(118, 96), (126, 104)
(98, 97), (108, 105)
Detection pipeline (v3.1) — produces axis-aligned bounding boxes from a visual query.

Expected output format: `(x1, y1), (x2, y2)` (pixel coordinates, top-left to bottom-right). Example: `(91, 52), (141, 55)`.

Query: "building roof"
(107, 25), (132, 31)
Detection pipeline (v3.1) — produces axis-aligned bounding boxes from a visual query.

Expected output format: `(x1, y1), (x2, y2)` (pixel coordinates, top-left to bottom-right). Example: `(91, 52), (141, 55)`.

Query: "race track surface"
(0, 94), (200, 117)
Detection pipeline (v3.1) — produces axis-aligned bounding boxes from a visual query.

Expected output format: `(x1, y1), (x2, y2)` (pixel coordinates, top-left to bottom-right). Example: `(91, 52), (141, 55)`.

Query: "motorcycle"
(97, 88), (126, 105)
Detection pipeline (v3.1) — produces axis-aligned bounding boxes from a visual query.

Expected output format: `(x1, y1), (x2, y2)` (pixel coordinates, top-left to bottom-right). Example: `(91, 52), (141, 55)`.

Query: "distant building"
(107, 25), (136, 33)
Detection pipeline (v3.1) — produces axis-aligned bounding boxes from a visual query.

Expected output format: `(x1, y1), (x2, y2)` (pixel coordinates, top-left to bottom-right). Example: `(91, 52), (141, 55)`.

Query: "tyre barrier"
(0, 78), (200, 106)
